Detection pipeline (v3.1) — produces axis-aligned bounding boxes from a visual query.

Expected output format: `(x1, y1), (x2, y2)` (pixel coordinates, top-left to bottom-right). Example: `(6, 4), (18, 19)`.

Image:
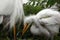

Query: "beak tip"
(22, 23), (30, 36)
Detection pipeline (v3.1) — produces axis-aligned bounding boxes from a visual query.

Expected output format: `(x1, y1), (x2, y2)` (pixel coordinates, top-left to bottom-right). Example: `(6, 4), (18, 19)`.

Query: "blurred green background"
(0, 0), (60, 40)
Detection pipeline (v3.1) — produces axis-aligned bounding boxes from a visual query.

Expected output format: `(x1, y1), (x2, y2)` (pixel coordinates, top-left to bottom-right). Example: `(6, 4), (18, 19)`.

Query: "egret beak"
(13, 25), (16, 40)
(22, 23), (30, 36)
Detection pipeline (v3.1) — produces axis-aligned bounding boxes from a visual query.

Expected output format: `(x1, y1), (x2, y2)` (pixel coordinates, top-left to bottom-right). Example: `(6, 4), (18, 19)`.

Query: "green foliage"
(23, 4), (43, 16)
(23, 0), (60, 16)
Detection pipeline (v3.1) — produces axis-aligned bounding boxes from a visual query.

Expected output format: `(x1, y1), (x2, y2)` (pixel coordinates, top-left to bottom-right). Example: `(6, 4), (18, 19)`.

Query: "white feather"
(0, 0), (24, 29)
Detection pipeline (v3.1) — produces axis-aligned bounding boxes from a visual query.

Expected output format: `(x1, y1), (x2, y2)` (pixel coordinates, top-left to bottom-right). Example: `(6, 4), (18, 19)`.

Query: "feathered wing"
(39, 17), (60, 34)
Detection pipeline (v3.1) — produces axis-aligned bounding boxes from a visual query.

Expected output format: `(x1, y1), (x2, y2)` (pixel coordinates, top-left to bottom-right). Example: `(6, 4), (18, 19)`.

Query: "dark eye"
(41, 23), (45, 27)
(40, 22), (46, 27)
(36, 26), (39, 28)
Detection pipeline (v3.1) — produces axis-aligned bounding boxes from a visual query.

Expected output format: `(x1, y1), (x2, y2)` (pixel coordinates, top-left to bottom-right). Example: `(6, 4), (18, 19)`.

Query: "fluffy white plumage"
(36, 9), (60, 19)
(23, 8), (60, 40)
(0, 0), (24, 29)
(36, 9), (60, 34)
(24, 15), (51, 37)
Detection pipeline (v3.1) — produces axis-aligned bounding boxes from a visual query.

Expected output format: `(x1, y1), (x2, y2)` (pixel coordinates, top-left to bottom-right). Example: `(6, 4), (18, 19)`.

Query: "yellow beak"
(22, 23), (30, 36)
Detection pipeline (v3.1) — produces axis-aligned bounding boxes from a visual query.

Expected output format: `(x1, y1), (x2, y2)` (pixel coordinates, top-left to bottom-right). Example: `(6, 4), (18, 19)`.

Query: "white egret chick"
(22, 8), (60, 40)
(22, 15), (51, 39)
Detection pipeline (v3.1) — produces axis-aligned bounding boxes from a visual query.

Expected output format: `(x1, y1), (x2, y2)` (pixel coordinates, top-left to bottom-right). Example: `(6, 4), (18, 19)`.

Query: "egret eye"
(39, 21), (46, 28)
(40, 23), (45, 27)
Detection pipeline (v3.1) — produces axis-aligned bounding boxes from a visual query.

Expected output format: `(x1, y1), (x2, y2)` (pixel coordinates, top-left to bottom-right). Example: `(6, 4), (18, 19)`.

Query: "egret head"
(22, 15), (36, 35)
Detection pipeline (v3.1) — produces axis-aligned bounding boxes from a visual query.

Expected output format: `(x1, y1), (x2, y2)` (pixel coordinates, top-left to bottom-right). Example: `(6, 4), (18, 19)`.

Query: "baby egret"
(22, 8), (60, 40)
(22, 15), (52, 40)
(22, 15), (50, 40)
